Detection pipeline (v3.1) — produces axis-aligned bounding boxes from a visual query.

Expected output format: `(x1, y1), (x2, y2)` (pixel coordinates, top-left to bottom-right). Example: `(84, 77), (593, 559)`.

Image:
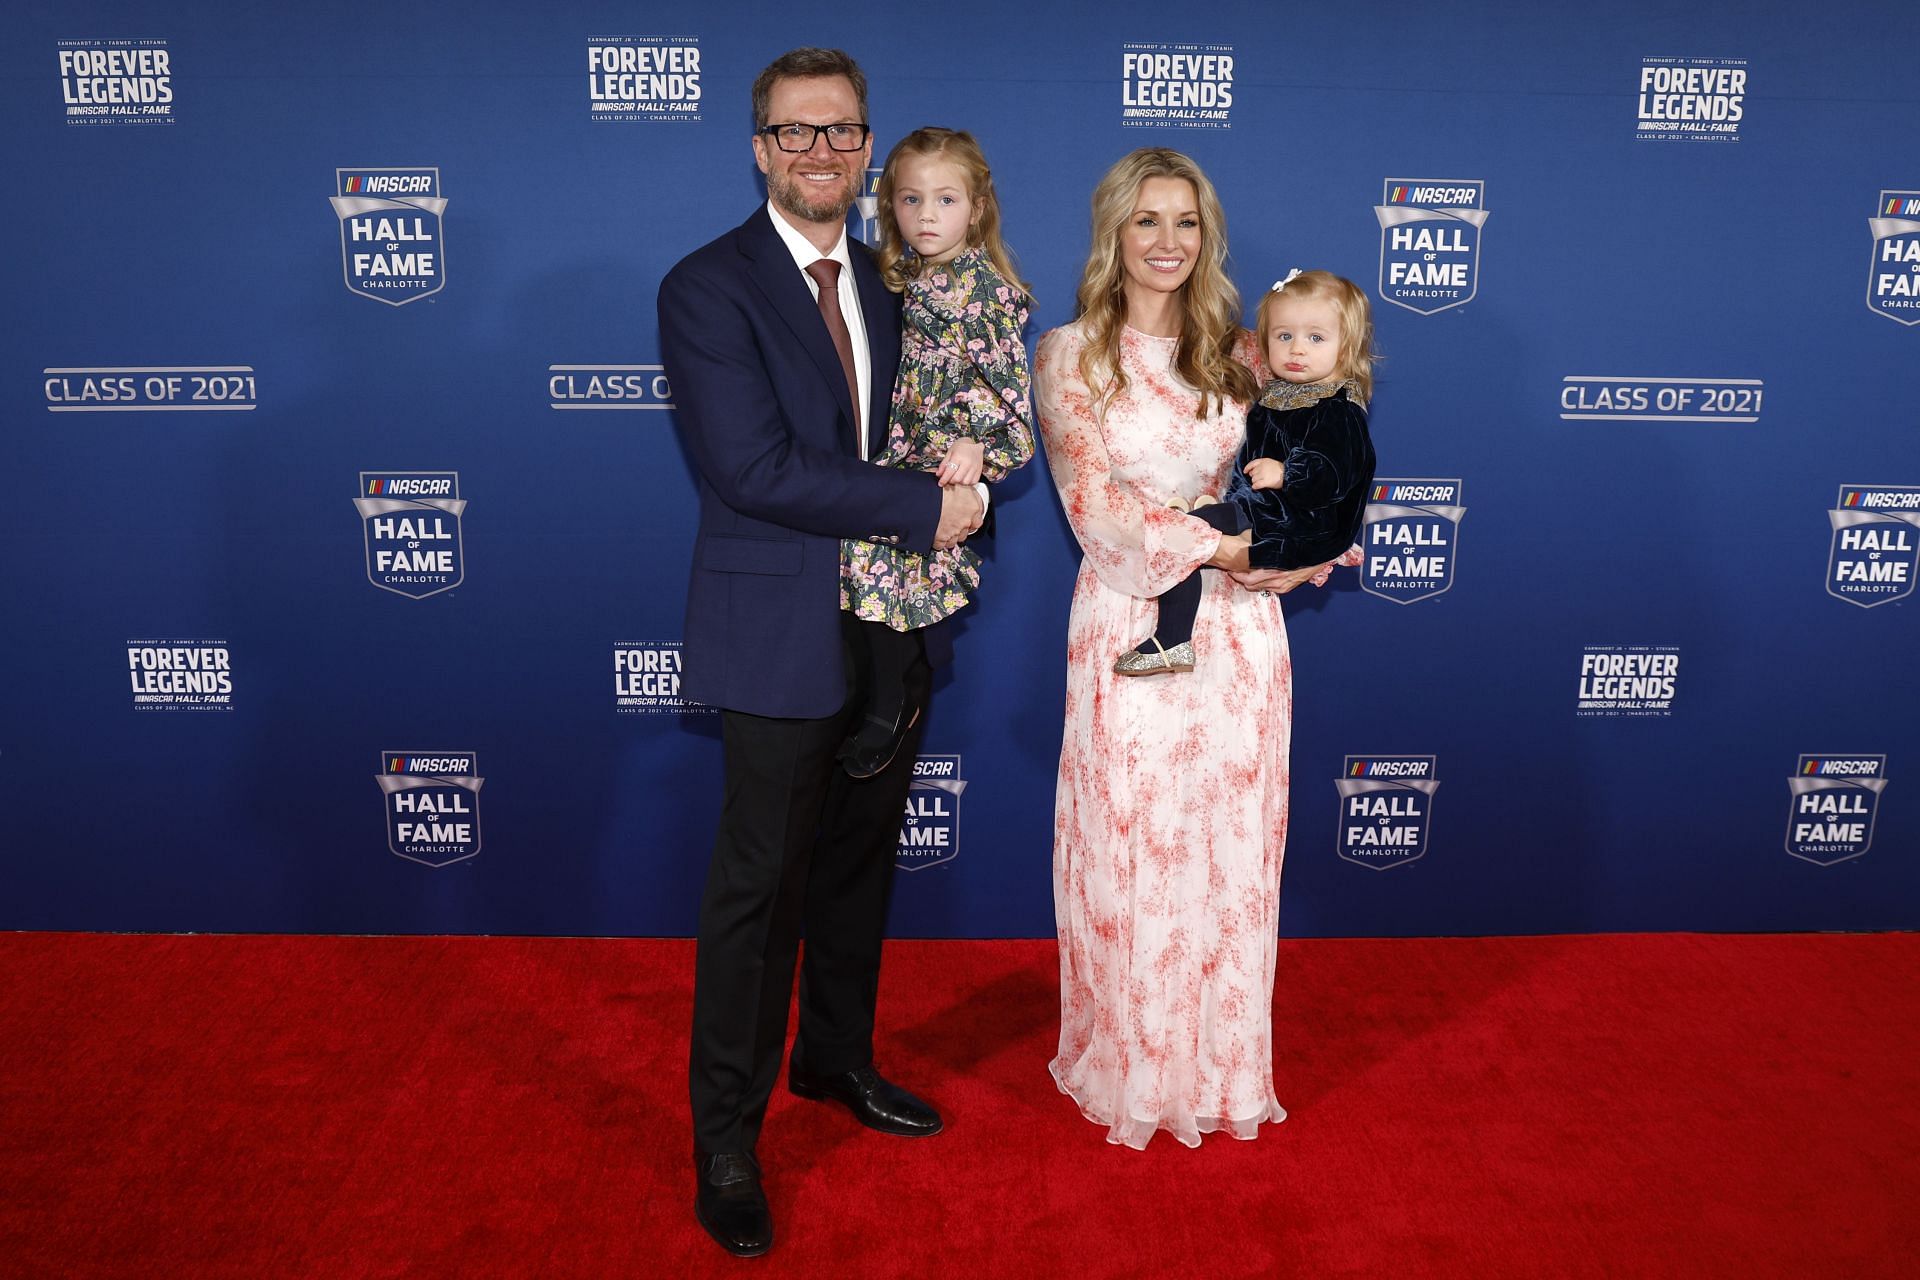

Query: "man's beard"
(768, 165), (856, 225)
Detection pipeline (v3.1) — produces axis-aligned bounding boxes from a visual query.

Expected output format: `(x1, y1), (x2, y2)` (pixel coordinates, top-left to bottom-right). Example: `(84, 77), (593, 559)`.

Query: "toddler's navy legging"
(1149, 502), (1246, 648)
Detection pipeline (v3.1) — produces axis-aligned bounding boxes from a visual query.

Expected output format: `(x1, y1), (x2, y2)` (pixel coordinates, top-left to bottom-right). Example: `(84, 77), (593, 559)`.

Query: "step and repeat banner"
(3, 1), (1914, 937)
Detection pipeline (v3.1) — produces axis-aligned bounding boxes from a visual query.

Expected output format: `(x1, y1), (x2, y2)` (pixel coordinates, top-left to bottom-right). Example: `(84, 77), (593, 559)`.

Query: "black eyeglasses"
(758, 122), (870, 152)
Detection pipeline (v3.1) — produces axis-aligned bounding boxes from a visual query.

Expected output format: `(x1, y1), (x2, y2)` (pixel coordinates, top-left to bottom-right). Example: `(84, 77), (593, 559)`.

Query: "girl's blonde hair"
(874, 127), (1029, 298)
(1072, 148), (1258, 416)
(1256, 270), (1378, 403)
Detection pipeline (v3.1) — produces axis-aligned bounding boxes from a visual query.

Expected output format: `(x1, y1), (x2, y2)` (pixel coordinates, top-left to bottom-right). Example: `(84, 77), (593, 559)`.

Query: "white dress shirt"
(765, 200), (872, 457)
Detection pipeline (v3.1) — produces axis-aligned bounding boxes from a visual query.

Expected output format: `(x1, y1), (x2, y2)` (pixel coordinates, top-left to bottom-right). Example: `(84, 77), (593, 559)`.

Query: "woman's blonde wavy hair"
(1073, 148), (1258, 416)
(874, 128), (1030, 299)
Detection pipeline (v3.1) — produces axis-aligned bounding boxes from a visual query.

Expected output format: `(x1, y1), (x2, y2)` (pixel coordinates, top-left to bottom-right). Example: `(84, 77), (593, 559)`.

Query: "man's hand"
(1244, 458), (1286, 490)
(936, 439), (985, 487)
(1230, 562), (1330, 595)
(934, 483), (984, 550)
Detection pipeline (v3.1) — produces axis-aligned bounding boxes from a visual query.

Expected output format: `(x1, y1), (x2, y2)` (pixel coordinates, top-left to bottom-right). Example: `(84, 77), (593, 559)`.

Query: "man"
(656, 47), (984, 1258)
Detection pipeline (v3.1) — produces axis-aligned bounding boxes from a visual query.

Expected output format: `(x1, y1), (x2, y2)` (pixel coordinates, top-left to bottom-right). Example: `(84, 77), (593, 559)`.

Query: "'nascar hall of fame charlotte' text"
(588, 37), (700, 122)
(1577, 646), (1679, 717)
(1120, 44), (1232, 129)
(331, 169), (446, 305)
(58, 39), (172, 125)
(898, 756), (966, 871)
(1374, 181), (1487, 315)
(127, 639), (232, 712)
(1336, 757), (1438, 870)
(1785, 756), (1887, 867)
(1827, 485), (1918, 606)
(377, 752), (483, 868)
(355, 473), (465, 598)
(1869, 191), (1920, 325)
(1635, 56), (1746, 143)
(1360, 479), (1465, 603)
(613, 642), (712, 714)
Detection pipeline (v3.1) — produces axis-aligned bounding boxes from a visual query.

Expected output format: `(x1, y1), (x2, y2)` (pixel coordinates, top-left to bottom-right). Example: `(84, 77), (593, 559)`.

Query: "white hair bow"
(1270, 268), (1303, 293)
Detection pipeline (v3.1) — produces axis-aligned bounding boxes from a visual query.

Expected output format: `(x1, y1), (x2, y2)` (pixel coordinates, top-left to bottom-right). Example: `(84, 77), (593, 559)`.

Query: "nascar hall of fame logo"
(126, 638), (232, 712)
(44, 366), (256, 412)
(1336, 756), (1437, 870)
(1375, 180), (1487, 315)
(1786, 755), (1887, 866)
(855, 167), (884, 246)
(58, 39), (173, 126)
(586, 36), (701, 123)
(377, 752), (483, 867)
(613, 641), (712, 714)
(1361, 479), (1465, 603)
(354, 472), (465, 599)
(1827, 485), (1919, 606)
(1559, 376), (1763, 424)
(1635, 56), (1746, 142)
(330, 169), (445, 305)
(898, 755), (966, 871)
(1576, 646), (1679, 717)
(1868, 191), (1920, 324)
(1120, 43), (1233, 130)
(548, 364), (673, 410)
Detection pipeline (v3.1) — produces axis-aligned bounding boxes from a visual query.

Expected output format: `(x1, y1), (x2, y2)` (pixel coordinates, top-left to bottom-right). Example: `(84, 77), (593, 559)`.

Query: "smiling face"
(752, 75), (871, 228)
(1117, 175), (1202, 310)
(889, 153), (977, 266)
(1264, 292), (1345, 385)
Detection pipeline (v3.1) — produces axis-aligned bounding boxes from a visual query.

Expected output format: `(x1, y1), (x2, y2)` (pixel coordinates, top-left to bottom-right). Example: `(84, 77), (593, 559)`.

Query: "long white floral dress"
(1035, 320), (1291, 1150)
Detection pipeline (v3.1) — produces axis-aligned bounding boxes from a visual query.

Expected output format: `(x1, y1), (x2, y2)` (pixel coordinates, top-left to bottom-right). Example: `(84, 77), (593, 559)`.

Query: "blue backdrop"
(3, 0), (1914, 938)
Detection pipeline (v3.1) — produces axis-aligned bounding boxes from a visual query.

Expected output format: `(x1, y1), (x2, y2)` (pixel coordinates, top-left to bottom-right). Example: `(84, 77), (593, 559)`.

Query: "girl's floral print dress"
(1035, 320), (1293, 1150)
(841, 247), (1033, 631)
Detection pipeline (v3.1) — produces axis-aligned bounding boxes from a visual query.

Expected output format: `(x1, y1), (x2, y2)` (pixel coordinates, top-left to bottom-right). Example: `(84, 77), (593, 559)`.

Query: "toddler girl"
(1115, 269), (1376, 675)
(840, 128), (1034, 772)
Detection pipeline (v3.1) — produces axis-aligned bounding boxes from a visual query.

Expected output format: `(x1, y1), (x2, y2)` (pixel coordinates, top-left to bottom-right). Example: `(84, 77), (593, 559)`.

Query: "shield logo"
(1376, 179), (1487, 315)
(1785, 756), (1886, 866)
(331, 168), (446, 306)
(1336, 756), (1438, 870)
(1361, 479), (1465, 604)
(1827, 486), (1920, 607)
(355, 472), (465, 599)
(854, 166), (884, 246)
(378, 751), (483, 867)
(897, 754), (964, 871)
(1868, 191), (1920, 326)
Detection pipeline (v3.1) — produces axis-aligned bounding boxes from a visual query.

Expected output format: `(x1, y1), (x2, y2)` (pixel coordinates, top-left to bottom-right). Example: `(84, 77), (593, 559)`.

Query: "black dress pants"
(689, 614), (930, 1156)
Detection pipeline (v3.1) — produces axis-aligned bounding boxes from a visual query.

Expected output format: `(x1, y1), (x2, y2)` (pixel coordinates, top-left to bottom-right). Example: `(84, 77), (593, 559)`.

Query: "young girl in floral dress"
(838, 127), (1034, 775)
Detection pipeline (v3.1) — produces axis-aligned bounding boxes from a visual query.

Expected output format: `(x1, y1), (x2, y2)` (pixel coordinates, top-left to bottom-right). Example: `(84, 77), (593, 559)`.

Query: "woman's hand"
(936, 439), (985, 486)
(1230, 561), (1332, 595)
(1207, 530), (1252, 573)
(1243, 458), (1286, 490)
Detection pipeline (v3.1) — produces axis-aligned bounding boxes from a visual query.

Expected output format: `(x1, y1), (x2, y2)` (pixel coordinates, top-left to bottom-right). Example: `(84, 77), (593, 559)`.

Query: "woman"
(1035, 148), (1335, 1149)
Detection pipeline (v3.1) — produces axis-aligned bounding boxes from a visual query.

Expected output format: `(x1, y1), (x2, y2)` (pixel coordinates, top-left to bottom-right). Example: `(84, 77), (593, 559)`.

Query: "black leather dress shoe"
(787, 1062), (943, 1137)
(694, 1153), (772, 1257)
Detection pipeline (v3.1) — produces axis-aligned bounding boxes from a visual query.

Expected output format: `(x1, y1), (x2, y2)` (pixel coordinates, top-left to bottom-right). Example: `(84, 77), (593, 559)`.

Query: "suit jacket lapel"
(738, 207), (859, 449)
(849, 244), (899, 450)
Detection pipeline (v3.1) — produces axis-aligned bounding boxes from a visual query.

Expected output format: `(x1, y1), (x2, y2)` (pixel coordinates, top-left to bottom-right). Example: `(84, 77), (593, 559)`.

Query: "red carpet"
(0, 933), (1913, 1278)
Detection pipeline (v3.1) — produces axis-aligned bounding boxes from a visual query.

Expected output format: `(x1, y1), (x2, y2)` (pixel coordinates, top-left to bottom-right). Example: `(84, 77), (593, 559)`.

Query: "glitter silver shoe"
(1113, 638), (1195, 676)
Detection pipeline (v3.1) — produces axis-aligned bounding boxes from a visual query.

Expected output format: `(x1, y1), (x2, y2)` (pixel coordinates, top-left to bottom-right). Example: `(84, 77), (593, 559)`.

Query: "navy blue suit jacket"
(659, 207), (944, 718)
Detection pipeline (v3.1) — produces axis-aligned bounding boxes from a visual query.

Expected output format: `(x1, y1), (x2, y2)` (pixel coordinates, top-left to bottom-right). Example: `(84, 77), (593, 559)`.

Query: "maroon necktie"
(803, 258), (861, 452)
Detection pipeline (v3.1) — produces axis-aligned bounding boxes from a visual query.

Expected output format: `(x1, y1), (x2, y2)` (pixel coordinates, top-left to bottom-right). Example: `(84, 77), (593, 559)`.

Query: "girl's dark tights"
(1150, 502), (1245, 647)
